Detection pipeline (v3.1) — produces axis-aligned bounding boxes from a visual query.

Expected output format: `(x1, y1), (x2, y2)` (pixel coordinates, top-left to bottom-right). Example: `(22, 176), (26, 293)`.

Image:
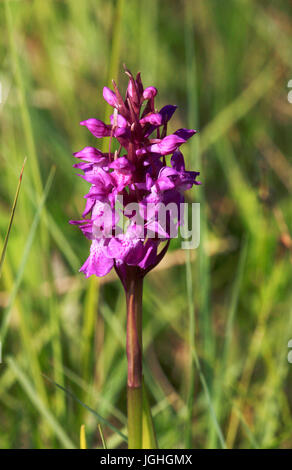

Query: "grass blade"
(5, 0), (43, 199)
(200, 65), (277, 154)
(98, 424), (107, 449)
(43, 374), (127, 443)
(8, 357), (75, 449)
(0, 166), (55, 346)
(184, 0), (213, 446)
(192, 347), (227, 449)
(207, 238), (248, 448)
(0, 158), (26, 278)
(80, 425), (87, 449)
(142, 379), (158, 449)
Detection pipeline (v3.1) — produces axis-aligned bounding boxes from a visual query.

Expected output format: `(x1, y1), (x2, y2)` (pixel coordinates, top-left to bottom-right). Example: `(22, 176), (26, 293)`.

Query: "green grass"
(0, 0), (292, 449)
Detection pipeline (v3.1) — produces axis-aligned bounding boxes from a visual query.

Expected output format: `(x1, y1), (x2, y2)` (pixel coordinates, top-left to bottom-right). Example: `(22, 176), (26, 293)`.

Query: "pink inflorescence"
(70, 68), (200, 285)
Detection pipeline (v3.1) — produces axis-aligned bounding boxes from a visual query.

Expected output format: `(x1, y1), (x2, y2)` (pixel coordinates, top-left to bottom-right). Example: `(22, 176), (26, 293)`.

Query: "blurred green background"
(0, 0), (292, 449)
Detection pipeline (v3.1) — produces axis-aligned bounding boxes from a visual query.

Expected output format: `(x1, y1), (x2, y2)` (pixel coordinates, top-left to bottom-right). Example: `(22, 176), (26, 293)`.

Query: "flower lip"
(80, 118), (111, 138)
(73, 146), (102, 158)
(73, 147), (109, 166)
(79, 239), (114, 278)
(148, 134), (187, 155)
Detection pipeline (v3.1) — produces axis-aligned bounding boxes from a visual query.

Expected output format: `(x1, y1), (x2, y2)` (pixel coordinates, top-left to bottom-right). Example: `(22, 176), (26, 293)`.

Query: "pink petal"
(103, 86), (118, 107)
(80, 240), (114, 278)
(143, 87), (157, 100)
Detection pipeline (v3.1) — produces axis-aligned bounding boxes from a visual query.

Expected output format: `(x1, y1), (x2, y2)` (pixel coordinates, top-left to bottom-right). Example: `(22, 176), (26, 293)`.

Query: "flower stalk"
(126, 270), (143, 388)
(125, 268), (143, 448)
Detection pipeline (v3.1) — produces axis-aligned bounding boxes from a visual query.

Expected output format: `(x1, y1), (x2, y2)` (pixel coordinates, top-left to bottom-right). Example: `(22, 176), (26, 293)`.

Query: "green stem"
(126, 272), (143, 449)
(127, 386), (142, 449)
